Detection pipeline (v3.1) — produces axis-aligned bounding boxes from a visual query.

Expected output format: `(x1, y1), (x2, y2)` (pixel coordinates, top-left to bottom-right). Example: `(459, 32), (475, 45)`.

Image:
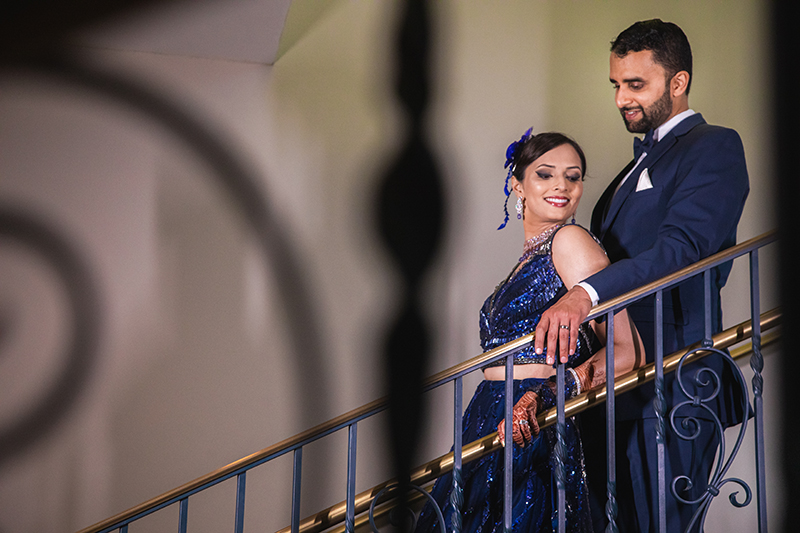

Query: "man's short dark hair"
(611, 19), (693, 93)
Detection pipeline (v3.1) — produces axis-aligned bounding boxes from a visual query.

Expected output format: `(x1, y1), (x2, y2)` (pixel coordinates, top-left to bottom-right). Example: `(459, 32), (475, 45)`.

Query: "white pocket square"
(635, 168), (653, 191)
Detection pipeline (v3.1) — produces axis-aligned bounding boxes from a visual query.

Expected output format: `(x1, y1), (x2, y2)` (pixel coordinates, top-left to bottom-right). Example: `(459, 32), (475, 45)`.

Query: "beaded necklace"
(518, 223), (564, 263)
(489, 222), (565, 316)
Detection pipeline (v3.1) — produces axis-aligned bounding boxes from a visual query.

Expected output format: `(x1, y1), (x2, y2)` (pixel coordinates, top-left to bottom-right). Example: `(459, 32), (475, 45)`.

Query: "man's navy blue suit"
(580, 113), (750, 531)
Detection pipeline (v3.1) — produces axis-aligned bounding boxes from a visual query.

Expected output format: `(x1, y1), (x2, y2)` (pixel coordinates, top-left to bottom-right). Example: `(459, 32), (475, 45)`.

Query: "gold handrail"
(278, 309), (780, 533)
(76, 230), (777, 533)
(589, 230), (777, 318)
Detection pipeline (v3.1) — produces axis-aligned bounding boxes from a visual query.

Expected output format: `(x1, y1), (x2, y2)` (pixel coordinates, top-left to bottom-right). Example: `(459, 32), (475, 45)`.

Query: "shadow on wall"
(0, 0), (328, 476)
(0, 209), (101, 466)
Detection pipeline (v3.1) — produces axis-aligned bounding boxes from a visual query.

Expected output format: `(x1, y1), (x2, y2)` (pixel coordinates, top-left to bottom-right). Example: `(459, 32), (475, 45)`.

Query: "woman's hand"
(572, 359), (595, 392)
(497, 391), (540, 446)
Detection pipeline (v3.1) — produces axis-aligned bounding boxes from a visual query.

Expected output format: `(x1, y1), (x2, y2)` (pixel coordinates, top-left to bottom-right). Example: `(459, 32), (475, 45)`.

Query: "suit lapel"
(593, 160), (633, 236)
(600, 156), (645, 235)
(599, 114), (706, 237)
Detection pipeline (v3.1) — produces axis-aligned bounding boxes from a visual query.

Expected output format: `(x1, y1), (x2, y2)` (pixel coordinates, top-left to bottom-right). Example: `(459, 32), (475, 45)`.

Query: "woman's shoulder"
(551, 223), (603, 252)
(550, 223), (608, 286)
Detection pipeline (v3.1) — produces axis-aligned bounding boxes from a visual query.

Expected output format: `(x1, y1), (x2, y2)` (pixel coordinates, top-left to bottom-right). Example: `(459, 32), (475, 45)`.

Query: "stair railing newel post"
(373, 0), (445, 532)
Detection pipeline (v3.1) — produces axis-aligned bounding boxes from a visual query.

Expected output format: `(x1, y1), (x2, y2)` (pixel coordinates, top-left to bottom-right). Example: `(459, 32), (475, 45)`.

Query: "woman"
(414, 129), (642, 533)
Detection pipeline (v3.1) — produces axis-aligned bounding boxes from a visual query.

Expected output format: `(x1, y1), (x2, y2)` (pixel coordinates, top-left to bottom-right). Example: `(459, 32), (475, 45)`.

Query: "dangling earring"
(516, 197), (523, 219)
(571, 214), (576, 224)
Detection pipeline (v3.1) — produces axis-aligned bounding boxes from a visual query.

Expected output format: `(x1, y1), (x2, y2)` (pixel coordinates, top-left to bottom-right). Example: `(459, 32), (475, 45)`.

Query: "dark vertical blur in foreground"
(774, 2), (800, 532)
(377, 0), (444, 525)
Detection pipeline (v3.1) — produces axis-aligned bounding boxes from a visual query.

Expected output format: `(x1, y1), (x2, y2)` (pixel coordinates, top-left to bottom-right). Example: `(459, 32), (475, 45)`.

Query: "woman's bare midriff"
(483, 363), (556, 381)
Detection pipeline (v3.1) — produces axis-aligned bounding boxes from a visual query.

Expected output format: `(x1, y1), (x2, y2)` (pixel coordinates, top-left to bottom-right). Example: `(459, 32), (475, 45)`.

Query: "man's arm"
(587, 128), (748, 301)
(537, 226), (607, 364)
(536, 127), (749, 363)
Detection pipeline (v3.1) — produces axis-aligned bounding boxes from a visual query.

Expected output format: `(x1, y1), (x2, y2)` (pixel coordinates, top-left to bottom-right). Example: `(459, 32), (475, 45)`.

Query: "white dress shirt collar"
(653, 109), (696, 142)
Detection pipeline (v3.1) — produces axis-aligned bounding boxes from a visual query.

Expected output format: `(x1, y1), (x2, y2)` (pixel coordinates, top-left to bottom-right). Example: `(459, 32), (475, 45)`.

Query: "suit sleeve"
(584, 127), (749, 302)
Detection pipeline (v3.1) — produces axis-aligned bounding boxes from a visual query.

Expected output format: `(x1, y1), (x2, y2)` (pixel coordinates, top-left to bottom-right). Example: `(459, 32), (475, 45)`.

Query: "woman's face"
(513, 143), (583, 230)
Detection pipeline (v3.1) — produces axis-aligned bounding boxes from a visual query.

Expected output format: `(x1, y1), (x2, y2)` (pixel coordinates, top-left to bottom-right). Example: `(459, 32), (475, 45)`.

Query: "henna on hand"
(572, 360), (595, 391)
(497, 391), (541, 447)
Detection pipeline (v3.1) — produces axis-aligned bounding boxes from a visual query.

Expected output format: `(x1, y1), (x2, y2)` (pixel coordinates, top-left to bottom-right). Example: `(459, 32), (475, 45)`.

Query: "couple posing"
(416, 18), (749, 533)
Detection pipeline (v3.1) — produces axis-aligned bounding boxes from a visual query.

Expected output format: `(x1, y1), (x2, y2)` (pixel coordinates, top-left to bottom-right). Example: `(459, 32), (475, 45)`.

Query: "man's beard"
(621, 83), (673, 133)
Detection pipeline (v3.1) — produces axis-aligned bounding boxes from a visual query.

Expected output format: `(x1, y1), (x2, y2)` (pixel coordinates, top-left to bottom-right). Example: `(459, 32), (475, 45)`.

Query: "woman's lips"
(544, 197), (569, 207)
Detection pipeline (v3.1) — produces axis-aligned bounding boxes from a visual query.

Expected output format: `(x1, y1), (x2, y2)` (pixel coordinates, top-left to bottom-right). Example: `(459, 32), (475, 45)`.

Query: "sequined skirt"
(414, 378), (592, 533)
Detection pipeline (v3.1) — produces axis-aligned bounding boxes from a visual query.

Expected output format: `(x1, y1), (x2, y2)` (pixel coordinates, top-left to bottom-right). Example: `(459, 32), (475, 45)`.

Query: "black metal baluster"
(178, 498), (188, 533)
(346, 424), (358, 533)
(604, 312), (618, 533)
(234, 472), (246, 533)
(291, 448), (303, 533)
(451, 377), (463, 533)
(503, 355), (513, 533)
(555, 363), (566, 533)
(654, 290), (666, 532)
(749, 251), (767, 532)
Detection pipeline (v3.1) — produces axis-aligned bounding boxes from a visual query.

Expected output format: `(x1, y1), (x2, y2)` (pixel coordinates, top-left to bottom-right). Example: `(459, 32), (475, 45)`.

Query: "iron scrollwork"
(669, 345), (752, 531)
(368, 483), (446, 533)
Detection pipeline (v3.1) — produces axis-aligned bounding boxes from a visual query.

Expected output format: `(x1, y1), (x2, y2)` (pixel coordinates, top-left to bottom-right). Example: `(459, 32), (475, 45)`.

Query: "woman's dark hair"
(610, 19), (693, 93)
(511, 132), (586, 181)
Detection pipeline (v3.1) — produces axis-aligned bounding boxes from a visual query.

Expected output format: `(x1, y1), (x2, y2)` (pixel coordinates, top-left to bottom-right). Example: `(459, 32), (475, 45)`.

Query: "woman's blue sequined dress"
(415, 224), (598, 533)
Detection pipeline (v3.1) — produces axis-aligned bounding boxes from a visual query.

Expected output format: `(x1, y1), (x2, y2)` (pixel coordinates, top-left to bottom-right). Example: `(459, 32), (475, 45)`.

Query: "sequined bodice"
(480, 225), (597, 366)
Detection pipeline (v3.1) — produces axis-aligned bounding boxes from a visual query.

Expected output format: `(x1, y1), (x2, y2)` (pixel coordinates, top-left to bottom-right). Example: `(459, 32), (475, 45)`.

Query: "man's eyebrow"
(610, 76), (646, 84)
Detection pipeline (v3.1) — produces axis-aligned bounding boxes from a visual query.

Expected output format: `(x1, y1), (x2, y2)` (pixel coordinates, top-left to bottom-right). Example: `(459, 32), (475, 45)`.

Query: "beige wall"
(0, 1), (778, 532)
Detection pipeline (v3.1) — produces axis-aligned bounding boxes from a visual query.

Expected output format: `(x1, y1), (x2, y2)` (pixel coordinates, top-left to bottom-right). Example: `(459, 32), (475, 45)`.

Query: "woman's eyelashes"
(534, 171), (582, 182)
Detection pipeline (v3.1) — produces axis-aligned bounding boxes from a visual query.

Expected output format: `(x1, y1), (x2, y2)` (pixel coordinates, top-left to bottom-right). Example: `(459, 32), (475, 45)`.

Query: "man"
(533, 19), (750, 531)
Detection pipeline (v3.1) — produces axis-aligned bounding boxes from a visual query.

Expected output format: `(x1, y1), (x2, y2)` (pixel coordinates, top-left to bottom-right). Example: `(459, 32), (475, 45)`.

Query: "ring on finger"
(559, 324), (570, 330)
(520, 420), (529, 426)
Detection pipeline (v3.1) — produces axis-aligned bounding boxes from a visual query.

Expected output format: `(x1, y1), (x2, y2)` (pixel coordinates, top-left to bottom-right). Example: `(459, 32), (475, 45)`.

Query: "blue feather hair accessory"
(498, 127), (533, 230)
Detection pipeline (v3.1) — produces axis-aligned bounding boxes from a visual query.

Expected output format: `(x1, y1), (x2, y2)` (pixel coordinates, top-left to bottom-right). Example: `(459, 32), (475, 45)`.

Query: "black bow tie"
(633, 130), (656, 160)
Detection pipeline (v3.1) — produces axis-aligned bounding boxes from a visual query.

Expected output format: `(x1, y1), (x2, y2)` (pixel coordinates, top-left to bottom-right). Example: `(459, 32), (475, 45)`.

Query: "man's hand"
(497, 391), (540, 447)
(534, 286), (593, 364)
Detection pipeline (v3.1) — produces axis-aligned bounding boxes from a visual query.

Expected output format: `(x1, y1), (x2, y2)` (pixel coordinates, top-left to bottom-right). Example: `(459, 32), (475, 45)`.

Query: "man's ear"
(671, 70), (690, 97)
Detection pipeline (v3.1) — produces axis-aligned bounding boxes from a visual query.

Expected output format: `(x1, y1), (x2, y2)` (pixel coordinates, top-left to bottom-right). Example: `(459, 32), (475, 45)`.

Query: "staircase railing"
(308, 327), (780, 533)
(76, 230), (778, 533)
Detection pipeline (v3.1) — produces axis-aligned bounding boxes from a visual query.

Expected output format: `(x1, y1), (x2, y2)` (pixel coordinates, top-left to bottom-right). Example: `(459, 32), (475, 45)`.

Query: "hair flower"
(504, 127), (533, 170)
(498, 127), (534, 230)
